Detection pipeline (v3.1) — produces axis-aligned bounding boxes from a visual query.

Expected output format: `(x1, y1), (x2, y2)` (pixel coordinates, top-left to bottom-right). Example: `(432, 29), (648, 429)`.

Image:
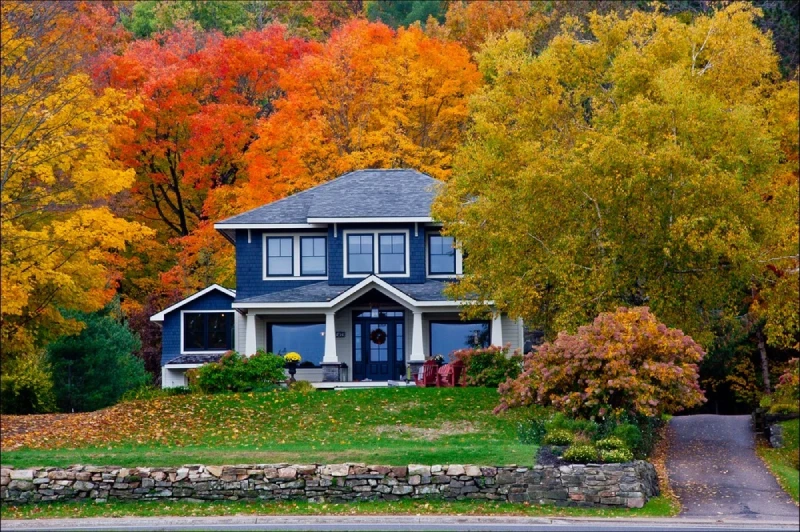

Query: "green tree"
(434, 3), (798, 347)
(122, 0), (252, 38)
(47, 307), (149, 412)
(367, 0), (444, 28)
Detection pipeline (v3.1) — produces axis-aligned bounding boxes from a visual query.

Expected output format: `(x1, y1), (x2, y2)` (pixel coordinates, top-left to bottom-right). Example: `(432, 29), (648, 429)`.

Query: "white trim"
(262, 232), (328, 281)
(214, 223), (326, 229)
(308, 217), (432, 223)
(179, 310), (235, 355)
(163, 363), (203, 369)
(150, 284), (236, 322)
(343, 229), (411, 279)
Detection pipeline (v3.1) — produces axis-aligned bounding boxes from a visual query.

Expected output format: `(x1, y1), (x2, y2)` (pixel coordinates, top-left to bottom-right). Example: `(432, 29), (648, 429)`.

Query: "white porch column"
(245, 312), (257, 356)
(323, 311), (338, 363)
(410, 311), (426, 362)
(491, 313), (503, 347)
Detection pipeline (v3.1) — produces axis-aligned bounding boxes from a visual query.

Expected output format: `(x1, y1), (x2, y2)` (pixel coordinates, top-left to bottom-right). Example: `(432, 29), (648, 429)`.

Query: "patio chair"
(436, 360), (467, 387)
(413, 359), (438, 387)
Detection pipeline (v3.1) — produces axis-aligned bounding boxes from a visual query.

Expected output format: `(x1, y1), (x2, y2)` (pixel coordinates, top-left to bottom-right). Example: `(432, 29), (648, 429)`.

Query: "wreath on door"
(370, 327), (387, 345)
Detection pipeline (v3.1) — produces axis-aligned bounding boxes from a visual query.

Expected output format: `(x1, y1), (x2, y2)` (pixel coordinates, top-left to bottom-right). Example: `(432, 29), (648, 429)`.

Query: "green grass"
(2, 388), (533, 468)
(757, 418), (800, 503)
(0, 496), (679, 520)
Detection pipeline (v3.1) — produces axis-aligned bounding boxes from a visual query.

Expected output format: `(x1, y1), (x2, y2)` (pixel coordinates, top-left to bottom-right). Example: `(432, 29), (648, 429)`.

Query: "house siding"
(160, 290), (235, 366)
(501, 315), (524, 352)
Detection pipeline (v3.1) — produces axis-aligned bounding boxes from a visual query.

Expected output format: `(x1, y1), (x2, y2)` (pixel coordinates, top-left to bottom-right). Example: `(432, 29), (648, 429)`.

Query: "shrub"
(600, 448), (634, 463)
(193, 350), (285, 393)
(562, 444), (599, 463)
(497, 307), (706, 418)
(771, 358), (799, 413)
(769, 402), (800, 415)
(47, 309), (149, 412)
(0, 349), (56, 414)
(517, 418), (547, 444)
(545, 412), (599, 438)
(595, 437), (627, 451)
(543, 428), (574, 446)
(121, 385), (192, 402)
(288, 380), (315, 394)
(451, 345), (523, 387)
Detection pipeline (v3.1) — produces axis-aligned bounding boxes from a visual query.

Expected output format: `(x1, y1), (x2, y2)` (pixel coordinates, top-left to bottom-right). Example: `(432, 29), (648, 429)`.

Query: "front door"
(353, 310), (404, 381)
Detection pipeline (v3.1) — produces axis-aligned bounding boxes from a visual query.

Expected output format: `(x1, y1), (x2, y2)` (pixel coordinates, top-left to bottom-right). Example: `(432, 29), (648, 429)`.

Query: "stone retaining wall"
(1, 461), (658, 508)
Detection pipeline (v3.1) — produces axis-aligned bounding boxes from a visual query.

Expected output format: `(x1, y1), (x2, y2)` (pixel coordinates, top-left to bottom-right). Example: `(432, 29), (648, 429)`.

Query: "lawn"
(0, 496), (679, 520)
(0, 387), (533, 468)
(757, 418), (800, 503)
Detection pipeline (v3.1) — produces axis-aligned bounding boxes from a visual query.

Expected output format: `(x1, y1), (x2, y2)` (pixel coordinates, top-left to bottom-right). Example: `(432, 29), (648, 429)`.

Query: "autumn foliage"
(497, 307), (706, 418)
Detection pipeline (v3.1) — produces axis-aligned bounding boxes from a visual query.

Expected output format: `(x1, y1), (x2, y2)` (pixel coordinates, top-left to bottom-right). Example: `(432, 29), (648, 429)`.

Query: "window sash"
(266, 237), (293, 276)
(379, 233), (405, 274)
(267, 323), (325, 367)
(429, 234), (456, 274)
(347, 234), (374, 274)
(300, 236), (327, 276)
(429, 320), (490, 358)
(183, 312), (233, 352)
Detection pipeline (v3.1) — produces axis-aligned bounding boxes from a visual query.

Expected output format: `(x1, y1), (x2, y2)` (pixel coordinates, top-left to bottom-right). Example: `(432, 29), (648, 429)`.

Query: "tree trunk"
(756, 329), (771, 394)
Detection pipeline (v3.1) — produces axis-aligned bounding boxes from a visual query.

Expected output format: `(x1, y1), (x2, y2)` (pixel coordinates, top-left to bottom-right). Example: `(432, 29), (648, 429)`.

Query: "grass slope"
(757, 418), (800, 503)
(0, 496), (679, 520)
(1, 388), (533, 468)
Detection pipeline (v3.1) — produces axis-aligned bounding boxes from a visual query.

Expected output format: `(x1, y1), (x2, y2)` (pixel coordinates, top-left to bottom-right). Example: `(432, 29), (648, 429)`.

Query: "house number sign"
(336, 331), (346, 338)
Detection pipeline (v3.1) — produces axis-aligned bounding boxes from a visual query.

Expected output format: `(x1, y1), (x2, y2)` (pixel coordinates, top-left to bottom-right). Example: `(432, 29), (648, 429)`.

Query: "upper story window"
(266, 236), (293, 276)
(429, 234), (456, 274)
(347, 234), (373, 274)
(300, 236), (327, 276)
(183, 312), (234, 353)
(379, 234), (406, 274)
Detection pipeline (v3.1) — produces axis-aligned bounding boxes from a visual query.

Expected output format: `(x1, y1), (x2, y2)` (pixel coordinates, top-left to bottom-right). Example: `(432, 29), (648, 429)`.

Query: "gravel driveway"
(667, 414), (798, 520)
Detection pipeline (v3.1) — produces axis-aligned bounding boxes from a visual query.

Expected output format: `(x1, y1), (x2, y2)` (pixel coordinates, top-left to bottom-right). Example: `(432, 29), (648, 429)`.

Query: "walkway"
(667, 414), (798, 520)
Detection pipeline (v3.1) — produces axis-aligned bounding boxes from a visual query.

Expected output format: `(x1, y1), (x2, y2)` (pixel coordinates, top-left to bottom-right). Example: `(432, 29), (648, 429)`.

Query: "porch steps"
(311, 380), (416, 391)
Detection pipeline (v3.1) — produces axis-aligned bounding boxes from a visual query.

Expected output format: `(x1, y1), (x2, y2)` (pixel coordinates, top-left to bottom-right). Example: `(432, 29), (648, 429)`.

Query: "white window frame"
(426, 232), (463, 279)
(343, 229), (411, 279)
(180, 310), (236, 355)
(262, 233), (328, 281)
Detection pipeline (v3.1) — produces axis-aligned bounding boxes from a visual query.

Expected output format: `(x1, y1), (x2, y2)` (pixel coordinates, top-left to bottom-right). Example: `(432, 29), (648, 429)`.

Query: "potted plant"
(432, 354), (445, 367)
(284, 352), (301, 382)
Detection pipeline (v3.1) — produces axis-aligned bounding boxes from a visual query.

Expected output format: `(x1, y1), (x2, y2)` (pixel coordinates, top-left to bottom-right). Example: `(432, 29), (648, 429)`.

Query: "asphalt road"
(2, 516), (799, 532)
(667, 414), (799, 520)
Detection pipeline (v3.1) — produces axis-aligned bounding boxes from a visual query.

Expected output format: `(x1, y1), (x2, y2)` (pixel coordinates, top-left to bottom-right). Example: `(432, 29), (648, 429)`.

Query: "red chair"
(413, 359), (438, 387)
(451, 359), (466, 387)
(437, 360), (467, 387)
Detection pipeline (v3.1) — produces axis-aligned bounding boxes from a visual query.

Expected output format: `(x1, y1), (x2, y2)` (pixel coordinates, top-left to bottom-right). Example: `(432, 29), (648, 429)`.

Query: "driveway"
(667, 414), (798, 520)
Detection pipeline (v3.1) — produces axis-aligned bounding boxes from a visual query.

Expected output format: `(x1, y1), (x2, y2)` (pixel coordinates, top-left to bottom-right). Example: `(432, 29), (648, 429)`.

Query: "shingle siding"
(160, 290), (235, 366)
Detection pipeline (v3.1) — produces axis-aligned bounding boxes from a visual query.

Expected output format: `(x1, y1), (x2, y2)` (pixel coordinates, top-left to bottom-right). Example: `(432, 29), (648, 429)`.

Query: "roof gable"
(150, 284), (236, 322)
(215, 169), (442, 227)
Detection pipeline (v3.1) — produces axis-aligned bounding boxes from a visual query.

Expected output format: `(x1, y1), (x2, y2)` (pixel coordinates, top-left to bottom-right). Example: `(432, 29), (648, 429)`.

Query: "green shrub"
(562, 444), (599, 463)
(595, 436), (627, 451)
(772, 358), (799, 412)
(451, 345), (523, 387)
(543, 428), (574, 446)
(600, 448), (634, 463)
(769, 403), (800, 415)
(47, 309), (149, 412)
(193, 350), (285, 393)
(288, 380), (315, 394)
(0, 349), (56, 414)
(545, 413), (599, 437)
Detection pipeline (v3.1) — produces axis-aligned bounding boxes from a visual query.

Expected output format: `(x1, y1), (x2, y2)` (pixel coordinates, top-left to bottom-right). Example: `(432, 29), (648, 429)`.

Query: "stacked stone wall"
(1, 461), (658, 508)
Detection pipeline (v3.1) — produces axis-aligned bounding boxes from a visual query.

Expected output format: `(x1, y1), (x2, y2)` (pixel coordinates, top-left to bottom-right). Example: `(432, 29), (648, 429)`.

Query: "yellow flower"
(284, 352), (301, 363)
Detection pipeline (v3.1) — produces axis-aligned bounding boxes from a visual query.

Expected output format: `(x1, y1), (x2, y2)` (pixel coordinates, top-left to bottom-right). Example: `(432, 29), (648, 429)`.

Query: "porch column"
(245, 312), (257, 356)
(321, 311), (343, 382)
(491, 313), (503, 347)
(410, 311), (426, 362)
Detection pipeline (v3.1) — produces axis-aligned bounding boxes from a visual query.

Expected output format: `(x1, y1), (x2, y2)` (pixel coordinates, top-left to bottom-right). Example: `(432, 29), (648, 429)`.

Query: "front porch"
(235, 276), (521, 383)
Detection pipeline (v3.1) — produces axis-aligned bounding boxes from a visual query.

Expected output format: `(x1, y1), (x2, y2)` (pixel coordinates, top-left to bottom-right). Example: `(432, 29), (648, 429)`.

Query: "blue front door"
(353, 311), (404, 381)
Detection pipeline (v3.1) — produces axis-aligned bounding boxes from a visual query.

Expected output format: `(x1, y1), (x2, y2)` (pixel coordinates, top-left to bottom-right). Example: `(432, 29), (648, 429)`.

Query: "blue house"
(151, 169), (523, 387)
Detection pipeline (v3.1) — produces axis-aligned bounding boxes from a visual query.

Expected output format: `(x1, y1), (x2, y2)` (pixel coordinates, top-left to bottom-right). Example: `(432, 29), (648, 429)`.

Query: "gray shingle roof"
(217, 169), (442, 225)
(166, 354), (225, 365)
(235, 280), (452, 304)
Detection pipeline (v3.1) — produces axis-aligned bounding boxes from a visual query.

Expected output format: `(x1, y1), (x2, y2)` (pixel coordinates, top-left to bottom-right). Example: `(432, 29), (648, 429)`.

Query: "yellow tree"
(434, 4), (798, 353)
(1, 1), (151, 387)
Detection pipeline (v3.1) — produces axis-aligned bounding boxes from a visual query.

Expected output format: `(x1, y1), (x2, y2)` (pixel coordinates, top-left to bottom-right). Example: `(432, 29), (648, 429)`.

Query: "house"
(151, 169), (523, 387)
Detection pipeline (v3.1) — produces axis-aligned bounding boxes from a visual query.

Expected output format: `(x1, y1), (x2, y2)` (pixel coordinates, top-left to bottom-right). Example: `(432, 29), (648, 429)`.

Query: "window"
(300, 236), (326, 276)
(183, 312), (234, 352)
(429, 234), (456, 274)
(347, 234), (373, 273)
(266, 237), (293, 276)
(429, 320), (490, 358)
(268, 323), (325, 367)
(379, 234), (405, 274)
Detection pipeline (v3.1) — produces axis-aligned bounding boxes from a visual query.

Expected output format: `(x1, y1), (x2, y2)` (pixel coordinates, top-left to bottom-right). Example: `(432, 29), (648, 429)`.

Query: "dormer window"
(429, 234), (456, 274)
(347, 234), (373, 274)
(266, 237), (293, 276)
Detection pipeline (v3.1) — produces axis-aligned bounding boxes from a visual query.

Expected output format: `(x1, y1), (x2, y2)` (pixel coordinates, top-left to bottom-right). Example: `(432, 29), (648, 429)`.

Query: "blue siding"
(161, 290), (235, 366)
